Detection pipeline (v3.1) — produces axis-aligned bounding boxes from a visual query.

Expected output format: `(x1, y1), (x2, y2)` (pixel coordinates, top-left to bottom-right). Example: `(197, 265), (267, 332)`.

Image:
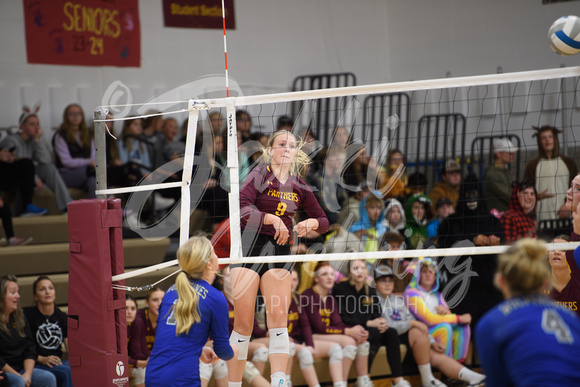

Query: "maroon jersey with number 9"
(240, 164), (329, 237)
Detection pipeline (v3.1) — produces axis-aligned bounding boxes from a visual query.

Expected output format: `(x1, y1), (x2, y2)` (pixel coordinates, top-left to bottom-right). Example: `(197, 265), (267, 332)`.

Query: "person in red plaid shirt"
(500, 180), (538, 243)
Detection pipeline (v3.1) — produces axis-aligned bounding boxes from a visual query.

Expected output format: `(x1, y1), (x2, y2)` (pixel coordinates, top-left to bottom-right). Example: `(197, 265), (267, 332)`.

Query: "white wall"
(0, 0), (578, 135)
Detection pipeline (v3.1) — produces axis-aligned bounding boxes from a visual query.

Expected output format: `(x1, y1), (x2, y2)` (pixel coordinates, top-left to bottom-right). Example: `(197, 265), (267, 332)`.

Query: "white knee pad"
(268, 327), (289, 355)
(243, 362), (261, 383)
(199, 362), (213, 381)
(289, 341), (296, 357)
(252, 346), (269, 363)
(230, 330), (251, 360)
(328, 343), (343, 364)
(297, 347), (314, 370)
(356, 342), (370, 357)
(342, 345), (357, 360)
(213, 359), (228, 380)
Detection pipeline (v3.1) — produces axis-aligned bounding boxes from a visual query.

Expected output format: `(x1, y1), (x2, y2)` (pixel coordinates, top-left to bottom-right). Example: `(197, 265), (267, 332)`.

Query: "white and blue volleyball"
(548, 15), (580, 56)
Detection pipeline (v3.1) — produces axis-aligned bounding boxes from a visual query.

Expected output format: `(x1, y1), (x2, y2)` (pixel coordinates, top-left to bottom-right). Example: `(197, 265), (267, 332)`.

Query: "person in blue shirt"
(476, 238), (580, 387)
(145, 236), (236, 387)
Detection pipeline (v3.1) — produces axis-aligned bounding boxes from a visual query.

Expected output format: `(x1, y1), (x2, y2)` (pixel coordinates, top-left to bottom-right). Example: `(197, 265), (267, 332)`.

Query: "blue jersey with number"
(145, 279), (233, 387)
(476, 295), (580, 387)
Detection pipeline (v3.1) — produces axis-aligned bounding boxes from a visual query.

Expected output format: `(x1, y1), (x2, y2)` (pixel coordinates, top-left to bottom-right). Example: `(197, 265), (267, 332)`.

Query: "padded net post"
(67, 198), (129, 387)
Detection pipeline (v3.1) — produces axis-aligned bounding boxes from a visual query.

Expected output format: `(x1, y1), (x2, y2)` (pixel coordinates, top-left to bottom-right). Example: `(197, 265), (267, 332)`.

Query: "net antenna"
(95, 65), (580, 284)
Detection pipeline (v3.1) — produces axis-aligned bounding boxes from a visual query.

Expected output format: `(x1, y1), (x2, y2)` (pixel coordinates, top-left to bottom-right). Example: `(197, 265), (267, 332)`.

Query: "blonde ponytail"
(498, 238), (550, 296)
(174, 236), (213, 335)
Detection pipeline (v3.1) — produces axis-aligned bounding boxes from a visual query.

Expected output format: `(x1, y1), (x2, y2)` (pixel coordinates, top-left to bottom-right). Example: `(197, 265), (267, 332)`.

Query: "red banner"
(163, 0), (236, 29)
(23, 0), (141, 67)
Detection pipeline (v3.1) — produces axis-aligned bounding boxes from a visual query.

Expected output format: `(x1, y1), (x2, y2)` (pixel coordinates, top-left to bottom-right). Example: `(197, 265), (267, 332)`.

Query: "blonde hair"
(0, 275), (25, 337)
(498, 238), (549, 296)
(174, 236), (214, 335)
(260, 130), (311, 175)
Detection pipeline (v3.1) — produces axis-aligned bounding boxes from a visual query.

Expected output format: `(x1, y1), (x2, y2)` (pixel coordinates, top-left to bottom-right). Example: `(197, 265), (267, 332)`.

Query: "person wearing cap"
(483, 137), (517, 213)
(429, 159), (462, 211)
(524, 125), (578, 222)
(426, 197), (453, 240)
(374, 265), (486, 387)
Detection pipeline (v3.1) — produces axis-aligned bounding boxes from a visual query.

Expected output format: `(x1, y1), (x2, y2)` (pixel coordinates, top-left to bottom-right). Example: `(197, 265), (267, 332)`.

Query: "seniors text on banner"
(23, 0), (141, 67)
(163, 0), (236, 29)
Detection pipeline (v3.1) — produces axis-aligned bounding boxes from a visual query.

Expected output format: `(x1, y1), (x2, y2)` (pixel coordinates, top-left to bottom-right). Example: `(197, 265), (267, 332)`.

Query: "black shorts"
(229, 231), (294, 277)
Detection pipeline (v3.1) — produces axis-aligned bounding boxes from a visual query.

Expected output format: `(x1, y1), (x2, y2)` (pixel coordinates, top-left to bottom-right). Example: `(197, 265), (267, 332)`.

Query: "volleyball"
(548, 15), (580, 56)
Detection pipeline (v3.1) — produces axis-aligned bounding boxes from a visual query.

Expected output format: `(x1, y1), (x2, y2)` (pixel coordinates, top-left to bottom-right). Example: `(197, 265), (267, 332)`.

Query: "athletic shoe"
(424, 378), (447, 387)
(20, 203), (48, 217)
(392, 379), (411, 387)
(0, 237), (6, 246)
(8, 236), (33, 246)
(466, 378), (485, 387)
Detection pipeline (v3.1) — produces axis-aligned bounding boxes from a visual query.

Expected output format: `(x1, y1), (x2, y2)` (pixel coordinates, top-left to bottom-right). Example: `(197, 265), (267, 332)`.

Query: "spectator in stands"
(23, 276), (72, 387)
(436, 175), (505, 358)
(343, 145), (382, 196)
(236, 110), (253, 143)
(404, 258), (472, 363)
(476, 238), (580, 386)
(0, 108), (72, 213)
(524, 126), (579, 222)
(349, 193), (386, 252)
(379, 149), (407, 201)
(484, 138), (517, 214)
(197, 134), (229, 230)
(0, 197), (33, 246)
(126, 295), (148, 387)
(307, 148), (349, 226)
(301, 262), (373, 387)
(546, 235), (580, 317)
(53, 104), (96, 198)
(404, 193), (432, 249)
(337, 182), (370, 228)
(0, 146), (48, 217)
(378, 233), (410, 293)
(209, 111), (225, 135)
(276, 116), (294, 132)
(406, 171), (428, 197)
(500, 180), (538, 243)
(142, 111), (163, 141)
(382, 198), (406, 235)
(329, 126), (350, 170)
(0, 274), (57, 387)
(566, 173), (580, 216)
(137, 287), (165, 353)
(245, 132), (268, 167)
(333, 259), (411, 387)
(375, 266), (486, 387)
(426, 197), (453, 240)
(156, 118), (184, 168)
(429, 159), (462, 210)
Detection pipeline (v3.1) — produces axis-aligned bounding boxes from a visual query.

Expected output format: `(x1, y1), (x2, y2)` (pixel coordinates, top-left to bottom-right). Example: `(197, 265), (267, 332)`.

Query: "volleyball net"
(92, 66), (580, 284)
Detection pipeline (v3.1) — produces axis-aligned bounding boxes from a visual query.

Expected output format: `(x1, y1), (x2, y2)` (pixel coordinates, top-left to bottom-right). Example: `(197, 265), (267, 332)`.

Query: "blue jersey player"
(145, 237), (236, 387)
(476, 238), (580, 387)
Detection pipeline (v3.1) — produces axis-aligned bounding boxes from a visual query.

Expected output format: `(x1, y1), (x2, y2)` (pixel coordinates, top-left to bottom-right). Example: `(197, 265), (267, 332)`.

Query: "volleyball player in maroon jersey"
(228, 130), (329, 387)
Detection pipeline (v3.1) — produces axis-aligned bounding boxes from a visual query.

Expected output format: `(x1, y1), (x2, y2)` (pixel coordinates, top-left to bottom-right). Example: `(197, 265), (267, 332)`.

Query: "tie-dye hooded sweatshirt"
(403, 257), (461, 326)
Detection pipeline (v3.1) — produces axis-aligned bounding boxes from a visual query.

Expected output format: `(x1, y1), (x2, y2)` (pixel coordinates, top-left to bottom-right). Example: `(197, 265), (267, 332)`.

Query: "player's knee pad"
(243, 361), (261, 383)
(252, 347), (269, 363)
(213, 359), (228, 380)
(328, 343), (343, 364)
(199, 362), (213, 381)
(297, 347), (314, 370)
(356, 342), (370, 357)
(289, 341), (296, 357)
(268, 327), (289, 355)
(342, 345), (357, 360)
(230, 330), (251, 360)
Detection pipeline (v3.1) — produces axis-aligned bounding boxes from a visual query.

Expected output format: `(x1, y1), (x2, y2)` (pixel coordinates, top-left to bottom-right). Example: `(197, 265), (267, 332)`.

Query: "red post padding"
(67, 199), (129, 387)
